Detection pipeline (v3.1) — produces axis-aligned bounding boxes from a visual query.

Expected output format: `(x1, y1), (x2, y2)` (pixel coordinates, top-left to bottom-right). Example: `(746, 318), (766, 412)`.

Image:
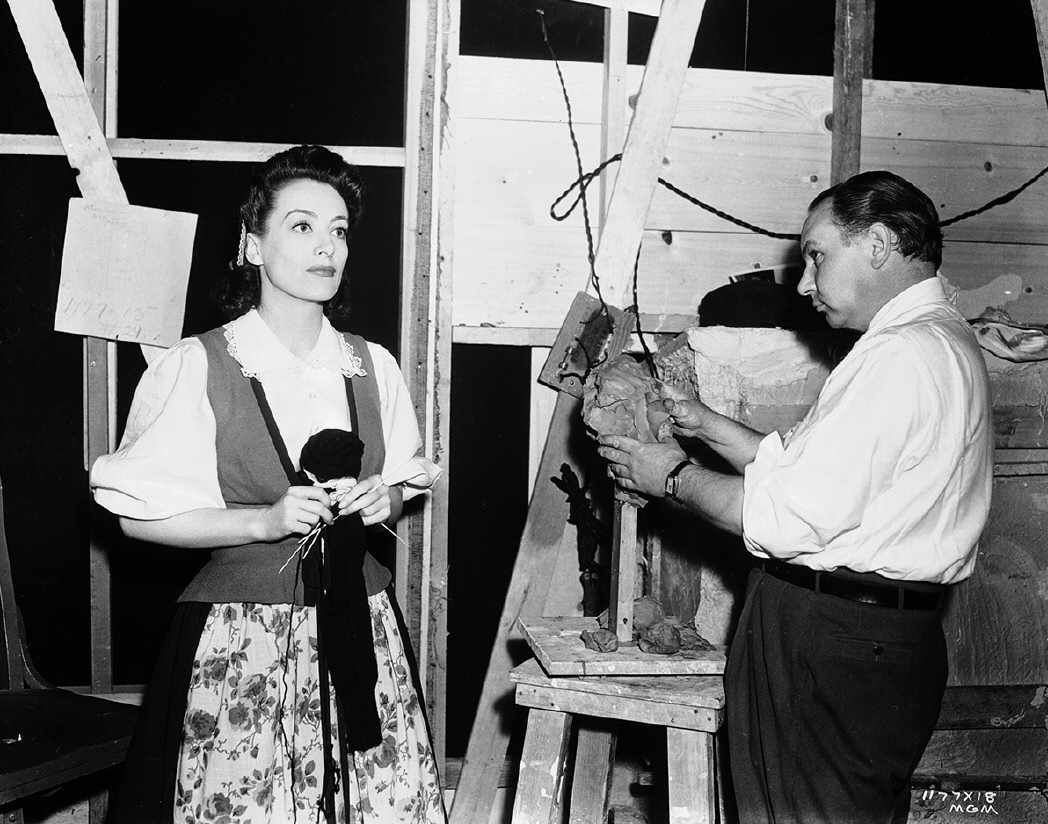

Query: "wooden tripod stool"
(509, 658), (725, 824)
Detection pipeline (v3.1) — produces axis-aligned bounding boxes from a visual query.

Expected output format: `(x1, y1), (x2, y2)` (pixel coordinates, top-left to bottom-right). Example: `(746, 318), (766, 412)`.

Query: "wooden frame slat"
(0, 134), (407, 166)
(400, 0), (456, 776)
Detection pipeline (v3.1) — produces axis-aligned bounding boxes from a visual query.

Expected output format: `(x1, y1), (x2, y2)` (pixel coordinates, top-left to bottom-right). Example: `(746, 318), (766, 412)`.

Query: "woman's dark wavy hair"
(809, 170), (943, 270)
(213, 144), (366, 322)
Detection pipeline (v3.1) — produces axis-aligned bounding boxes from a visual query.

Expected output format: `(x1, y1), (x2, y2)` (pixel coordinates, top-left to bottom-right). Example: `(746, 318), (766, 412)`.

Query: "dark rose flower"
(200, 656), (227, 684)
(241, 673), (268, 702)
(299, 428), (364, 483)
(185, 709), (217, 741)
(227, 703), (250, 730)
(372, 735), (397, 769)
(203, 792), (233, 822)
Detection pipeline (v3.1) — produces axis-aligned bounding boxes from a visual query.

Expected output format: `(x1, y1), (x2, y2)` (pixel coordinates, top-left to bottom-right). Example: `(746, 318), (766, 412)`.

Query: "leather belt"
(760, 559), (944, 611)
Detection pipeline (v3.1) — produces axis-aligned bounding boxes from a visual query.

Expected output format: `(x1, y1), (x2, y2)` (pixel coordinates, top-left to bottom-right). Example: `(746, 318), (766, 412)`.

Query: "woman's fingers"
(340, 475), (391, 525)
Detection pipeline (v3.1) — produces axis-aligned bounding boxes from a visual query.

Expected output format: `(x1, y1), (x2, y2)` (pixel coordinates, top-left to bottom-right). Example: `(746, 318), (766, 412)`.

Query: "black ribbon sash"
(249, 375), (381, 821)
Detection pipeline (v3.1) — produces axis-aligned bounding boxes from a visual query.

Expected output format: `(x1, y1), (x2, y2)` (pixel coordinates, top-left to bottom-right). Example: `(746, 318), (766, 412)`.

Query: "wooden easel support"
(450, 1), (709, 821)
(608, 499), (640, 642)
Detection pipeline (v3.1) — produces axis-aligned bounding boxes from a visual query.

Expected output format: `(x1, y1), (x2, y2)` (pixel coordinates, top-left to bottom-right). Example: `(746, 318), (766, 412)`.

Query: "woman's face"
(247, 179), (350, 311)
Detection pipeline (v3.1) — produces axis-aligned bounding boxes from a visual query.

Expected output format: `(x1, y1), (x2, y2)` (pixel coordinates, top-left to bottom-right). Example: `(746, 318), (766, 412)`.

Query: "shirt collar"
(224, 309), (366, 379)
(863, 276), (950, 337)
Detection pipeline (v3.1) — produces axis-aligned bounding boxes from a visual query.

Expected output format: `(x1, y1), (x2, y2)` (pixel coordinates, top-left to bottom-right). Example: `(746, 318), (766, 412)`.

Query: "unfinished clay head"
(582, 354), (673, 444)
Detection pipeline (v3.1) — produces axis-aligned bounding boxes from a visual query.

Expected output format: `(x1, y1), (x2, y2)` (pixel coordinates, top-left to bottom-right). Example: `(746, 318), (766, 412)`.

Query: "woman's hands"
(263, 476), (404, 538)
(119, 479), (406, 548)
(258, 485), (335, 540)
(335, 475), (403, 527)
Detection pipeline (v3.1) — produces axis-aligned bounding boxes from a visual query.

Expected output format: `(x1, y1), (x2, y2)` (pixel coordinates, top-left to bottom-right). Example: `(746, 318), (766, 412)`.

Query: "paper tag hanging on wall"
(55, 198), (197, 347)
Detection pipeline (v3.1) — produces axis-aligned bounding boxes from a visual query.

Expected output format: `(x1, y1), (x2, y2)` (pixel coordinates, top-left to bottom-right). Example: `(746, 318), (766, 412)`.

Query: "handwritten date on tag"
(56, 199), (197, 347)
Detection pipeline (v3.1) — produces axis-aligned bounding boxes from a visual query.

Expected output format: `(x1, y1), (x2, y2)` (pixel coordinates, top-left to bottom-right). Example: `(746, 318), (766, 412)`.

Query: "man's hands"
(651, 383), (712, 440)
(597, 434), (686, 499)
(597, 384), (706, 499)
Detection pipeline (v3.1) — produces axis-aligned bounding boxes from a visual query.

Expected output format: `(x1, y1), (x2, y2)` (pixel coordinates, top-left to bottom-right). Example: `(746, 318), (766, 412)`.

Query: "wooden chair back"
(0, 475), (138, 813)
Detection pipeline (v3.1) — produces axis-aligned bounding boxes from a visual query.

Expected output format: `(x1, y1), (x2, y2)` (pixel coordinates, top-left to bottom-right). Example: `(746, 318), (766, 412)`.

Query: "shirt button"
(872, 644), (884, 656)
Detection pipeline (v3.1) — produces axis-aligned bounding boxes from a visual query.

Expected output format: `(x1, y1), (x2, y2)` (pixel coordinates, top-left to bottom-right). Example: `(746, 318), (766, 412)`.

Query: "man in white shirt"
(598, 171), (994, 824)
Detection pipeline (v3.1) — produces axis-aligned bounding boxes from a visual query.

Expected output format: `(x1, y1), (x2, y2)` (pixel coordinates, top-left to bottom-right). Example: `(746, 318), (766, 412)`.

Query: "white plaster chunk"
(686, 327), (832, 419)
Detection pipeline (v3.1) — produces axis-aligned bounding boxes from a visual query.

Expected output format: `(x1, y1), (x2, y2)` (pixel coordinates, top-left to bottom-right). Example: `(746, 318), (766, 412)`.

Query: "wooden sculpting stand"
(517, 495), (727, 674)
(509, 492), (726, 824)
(509, 659), (724, 824)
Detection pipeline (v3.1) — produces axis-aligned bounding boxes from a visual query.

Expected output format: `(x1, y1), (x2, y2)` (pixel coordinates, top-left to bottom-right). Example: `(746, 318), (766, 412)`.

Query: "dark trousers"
(725, 567), (947, 824)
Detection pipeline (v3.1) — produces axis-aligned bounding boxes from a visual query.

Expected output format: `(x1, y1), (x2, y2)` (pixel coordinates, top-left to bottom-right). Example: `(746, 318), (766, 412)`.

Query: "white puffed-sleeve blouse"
(91, 309), (441, 521)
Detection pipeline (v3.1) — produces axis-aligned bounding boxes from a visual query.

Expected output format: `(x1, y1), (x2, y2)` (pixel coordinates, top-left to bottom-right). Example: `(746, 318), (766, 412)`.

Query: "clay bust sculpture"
(582, 353), (673, 506)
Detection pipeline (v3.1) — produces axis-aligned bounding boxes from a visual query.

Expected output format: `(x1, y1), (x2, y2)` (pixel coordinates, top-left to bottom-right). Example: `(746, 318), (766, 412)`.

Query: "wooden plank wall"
(452, 56), (1048, 339)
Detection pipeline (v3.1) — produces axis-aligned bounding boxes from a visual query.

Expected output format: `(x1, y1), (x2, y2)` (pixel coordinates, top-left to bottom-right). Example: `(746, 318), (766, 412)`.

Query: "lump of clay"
(582, 355), (673, 505)
(582, 354), (673, 444)
(580, 628), (620, 653)
(637, 620), (681, 655)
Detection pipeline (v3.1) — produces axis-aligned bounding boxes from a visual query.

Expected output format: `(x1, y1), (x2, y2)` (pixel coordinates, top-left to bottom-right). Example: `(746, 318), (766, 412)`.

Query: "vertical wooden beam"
(529, 350), (558, 494)
(453, 3), (708, 821)
(1030, 0), (1048, 105)
(830, 0), (873, 184)
(401, 0), (456, 774)
(510, 709), (572, 824)
(82, 0), (118, 707)
(567, 721), (616, 824)
(666, 727), (716, 824)
(83, 14), (117, 821)
(608, 499), (639, 641)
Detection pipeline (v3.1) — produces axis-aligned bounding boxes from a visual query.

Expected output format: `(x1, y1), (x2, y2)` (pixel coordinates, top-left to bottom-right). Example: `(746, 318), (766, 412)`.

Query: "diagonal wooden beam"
(9, 0), (127, 710)
(9, 0), (166, 369)
(8, 0), (125, 202)
(449, 2), (707, 822)
(592, 0), (708, 305)
(1031, 0), (1048, 108)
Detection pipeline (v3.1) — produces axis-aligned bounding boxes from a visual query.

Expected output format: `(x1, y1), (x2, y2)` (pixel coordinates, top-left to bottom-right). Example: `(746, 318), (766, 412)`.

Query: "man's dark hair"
(809, 170), (943, 270)
(214, 144), (366, 322)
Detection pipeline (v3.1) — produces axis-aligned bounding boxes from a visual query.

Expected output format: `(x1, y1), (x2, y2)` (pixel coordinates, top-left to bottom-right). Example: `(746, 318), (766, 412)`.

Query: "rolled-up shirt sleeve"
(370, 343), (442, 500)
(91, 339), (225, 520)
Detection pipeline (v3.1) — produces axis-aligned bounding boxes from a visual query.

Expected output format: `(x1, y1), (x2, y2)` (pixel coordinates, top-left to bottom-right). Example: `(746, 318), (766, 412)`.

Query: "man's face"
(797, 201), (874, 332)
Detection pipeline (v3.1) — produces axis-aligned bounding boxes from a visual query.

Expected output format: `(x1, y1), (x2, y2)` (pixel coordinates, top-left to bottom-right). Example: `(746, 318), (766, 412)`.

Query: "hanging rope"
(550, 156), (803, 241)
(537, 11), (611, 324)
(539, 9), (665, 382)
(939, 164), (1048, 227)
(552, 152), (1048, 241)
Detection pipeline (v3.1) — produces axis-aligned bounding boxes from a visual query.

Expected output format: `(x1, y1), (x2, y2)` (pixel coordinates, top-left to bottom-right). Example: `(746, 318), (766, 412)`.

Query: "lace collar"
(222, 309), (366, 380)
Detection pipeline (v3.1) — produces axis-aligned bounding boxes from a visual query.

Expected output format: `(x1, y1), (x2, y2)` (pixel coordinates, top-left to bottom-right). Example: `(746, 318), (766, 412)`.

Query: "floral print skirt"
(174, 592), (447, 823)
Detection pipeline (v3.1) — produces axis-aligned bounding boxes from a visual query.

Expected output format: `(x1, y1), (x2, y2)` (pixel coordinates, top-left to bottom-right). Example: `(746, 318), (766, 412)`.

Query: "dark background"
(0, 0), (1044, 758)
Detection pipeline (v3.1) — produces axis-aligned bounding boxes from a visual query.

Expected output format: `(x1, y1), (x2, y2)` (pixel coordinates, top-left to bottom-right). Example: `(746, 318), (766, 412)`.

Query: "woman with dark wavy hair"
(93, 144), (446, 823)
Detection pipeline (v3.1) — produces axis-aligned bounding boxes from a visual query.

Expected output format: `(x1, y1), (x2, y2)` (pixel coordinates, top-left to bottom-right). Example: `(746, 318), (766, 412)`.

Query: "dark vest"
(177, 326), (391, 604)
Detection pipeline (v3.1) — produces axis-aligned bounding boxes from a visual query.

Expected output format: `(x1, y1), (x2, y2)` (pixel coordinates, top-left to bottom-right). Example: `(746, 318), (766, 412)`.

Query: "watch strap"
(665, 459), (692, 500)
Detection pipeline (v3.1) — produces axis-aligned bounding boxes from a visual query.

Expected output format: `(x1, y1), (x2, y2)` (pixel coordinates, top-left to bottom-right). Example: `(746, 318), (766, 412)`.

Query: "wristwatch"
(664, 459), (692, 501)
